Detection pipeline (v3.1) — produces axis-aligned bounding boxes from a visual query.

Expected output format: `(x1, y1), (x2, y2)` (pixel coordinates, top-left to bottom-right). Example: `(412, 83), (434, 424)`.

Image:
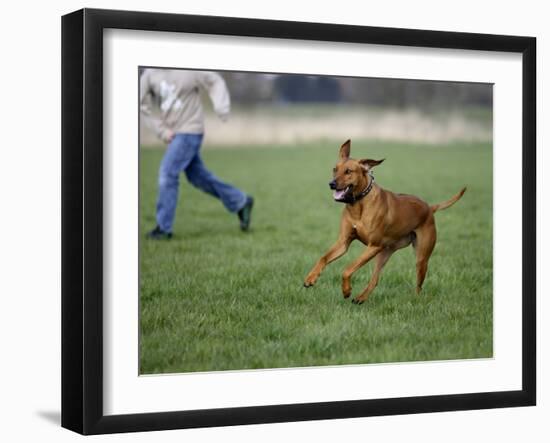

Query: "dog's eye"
(345, 168), (351, 175)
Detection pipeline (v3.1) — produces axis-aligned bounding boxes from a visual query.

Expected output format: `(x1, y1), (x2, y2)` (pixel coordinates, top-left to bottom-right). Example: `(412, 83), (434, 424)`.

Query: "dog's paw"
(303, 274), (318, 288)
(351, 298), (365, 305)
(342, 282), (352, 299)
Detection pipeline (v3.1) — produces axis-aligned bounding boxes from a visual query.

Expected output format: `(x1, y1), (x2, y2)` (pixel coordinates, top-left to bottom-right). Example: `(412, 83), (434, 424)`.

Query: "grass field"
(139, 140), (492, 374)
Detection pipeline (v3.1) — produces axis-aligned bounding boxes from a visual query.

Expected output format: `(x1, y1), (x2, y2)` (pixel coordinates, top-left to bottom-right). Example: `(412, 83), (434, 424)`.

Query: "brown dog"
(304, 139), (466, 304)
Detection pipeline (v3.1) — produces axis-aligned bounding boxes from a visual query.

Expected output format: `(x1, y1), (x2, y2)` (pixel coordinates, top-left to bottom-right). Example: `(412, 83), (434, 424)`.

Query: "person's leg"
(154, 134), (200, 233)
(184, 152), (248, 213)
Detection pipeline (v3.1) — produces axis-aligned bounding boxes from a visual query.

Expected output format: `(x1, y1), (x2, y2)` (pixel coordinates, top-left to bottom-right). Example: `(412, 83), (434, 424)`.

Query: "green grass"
(139, 140), (492, 374)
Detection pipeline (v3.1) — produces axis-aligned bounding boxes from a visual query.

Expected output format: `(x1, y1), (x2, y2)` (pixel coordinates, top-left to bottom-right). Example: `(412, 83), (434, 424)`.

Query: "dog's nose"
(329, 180), (337, 190)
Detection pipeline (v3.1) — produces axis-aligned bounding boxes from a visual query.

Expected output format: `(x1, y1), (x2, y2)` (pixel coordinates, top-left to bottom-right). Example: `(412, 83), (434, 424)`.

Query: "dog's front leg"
(304, 237), (351, 288)
(341, 245), (383, 300)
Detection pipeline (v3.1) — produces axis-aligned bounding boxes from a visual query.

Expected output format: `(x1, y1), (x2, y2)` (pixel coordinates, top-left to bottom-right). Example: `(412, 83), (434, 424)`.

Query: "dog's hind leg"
(413, 219), (437, 294)
(351, 234), (413, 304)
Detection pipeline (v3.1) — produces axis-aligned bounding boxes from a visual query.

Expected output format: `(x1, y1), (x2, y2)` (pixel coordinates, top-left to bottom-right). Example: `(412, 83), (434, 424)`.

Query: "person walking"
(140, 68), (254, 239)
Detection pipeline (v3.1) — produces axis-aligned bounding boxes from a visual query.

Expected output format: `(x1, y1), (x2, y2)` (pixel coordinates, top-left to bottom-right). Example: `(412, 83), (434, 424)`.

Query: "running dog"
(303, 139), (466, 304)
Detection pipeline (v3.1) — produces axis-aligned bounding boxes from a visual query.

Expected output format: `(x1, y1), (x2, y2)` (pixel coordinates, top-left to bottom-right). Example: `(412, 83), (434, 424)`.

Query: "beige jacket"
(140, 69), (230, 142)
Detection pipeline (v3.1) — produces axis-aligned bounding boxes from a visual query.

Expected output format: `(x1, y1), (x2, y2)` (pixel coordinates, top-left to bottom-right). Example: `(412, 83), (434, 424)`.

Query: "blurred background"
(140, 69), (492, 147)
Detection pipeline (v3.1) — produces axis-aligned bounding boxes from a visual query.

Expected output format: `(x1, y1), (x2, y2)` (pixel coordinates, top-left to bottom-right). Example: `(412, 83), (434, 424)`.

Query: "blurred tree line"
(223, 72), (491, 110)
(139, 68), (491, 110)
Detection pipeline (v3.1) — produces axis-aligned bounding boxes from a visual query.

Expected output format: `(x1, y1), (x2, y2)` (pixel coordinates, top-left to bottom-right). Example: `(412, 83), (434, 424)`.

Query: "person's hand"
(161, 129), (175, 144)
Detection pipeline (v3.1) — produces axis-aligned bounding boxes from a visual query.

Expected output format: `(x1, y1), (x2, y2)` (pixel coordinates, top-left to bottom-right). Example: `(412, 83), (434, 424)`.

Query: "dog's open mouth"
(333, 185), (352, 201)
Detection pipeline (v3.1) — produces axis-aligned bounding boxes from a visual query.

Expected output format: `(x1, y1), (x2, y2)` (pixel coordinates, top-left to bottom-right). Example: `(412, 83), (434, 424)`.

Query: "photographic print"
(139, 68), (493, 375)
(62, 9), (535, 434)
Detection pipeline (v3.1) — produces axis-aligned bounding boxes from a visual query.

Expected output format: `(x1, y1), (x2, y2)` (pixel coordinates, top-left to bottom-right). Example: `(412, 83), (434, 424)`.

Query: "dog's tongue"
(333, 189), (346, 200)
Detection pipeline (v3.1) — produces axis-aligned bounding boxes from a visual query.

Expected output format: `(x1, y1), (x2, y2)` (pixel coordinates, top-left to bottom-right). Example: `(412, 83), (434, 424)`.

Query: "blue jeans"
(155, 133), (247, 233)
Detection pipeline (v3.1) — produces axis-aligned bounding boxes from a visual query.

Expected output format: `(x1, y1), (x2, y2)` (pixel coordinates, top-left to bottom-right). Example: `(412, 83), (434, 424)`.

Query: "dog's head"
(329, 139), (384, 203)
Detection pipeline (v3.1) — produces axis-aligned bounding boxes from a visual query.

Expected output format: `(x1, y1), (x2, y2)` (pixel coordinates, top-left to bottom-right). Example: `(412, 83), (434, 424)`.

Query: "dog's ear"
(339, 139), (351, 160)
(359, 158), (385, 171)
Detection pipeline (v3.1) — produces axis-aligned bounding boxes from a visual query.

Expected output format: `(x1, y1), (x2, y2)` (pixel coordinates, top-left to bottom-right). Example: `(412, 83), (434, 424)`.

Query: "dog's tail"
(431, 187), (467, 213)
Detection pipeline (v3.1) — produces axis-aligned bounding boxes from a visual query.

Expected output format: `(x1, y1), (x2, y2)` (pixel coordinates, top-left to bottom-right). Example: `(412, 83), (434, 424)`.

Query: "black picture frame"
(61, 8), (536, 435)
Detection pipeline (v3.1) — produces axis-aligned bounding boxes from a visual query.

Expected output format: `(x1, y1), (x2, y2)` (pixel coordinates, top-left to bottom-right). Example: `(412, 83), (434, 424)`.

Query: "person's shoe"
(237, 196), (254, 231)
(146, 225), (172, 240)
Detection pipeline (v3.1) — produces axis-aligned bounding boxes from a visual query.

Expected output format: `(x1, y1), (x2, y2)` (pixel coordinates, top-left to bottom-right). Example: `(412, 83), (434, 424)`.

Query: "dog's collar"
(351, 175), (375, 204)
